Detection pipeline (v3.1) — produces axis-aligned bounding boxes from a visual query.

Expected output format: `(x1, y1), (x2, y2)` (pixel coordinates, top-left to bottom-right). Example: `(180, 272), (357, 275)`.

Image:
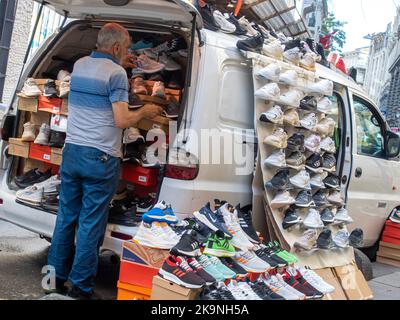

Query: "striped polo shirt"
(66, 51), (129, 158)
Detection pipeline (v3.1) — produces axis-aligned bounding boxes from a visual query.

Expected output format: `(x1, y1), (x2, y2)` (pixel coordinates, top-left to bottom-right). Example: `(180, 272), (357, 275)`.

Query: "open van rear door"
(33, 0), (203, 29)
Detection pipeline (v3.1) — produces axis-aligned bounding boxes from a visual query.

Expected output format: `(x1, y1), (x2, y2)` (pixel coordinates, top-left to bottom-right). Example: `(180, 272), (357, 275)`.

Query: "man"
(47, 23), (162, 299)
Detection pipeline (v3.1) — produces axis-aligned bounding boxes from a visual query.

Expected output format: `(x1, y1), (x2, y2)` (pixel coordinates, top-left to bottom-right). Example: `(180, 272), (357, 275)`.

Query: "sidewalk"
(369, 263), (400, 300)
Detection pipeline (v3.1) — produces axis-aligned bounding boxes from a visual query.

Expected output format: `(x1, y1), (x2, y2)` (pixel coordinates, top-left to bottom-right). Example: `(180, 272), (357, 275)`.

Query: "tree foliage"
(321, 12), (347, 54)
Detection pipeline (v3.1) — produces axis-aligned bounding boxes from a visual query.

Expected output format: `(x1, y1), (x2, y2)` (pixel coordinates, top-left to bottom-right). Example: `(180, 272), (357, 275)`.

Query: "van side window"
(353, 96), (384, 158)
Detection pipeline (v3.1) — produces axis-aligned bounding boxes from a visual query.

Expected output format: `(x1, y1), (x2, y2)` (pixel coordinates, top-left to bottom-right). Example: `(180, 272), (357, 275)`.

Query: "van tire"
(354, 248), (373, 281)
(360, 241), (379, 262)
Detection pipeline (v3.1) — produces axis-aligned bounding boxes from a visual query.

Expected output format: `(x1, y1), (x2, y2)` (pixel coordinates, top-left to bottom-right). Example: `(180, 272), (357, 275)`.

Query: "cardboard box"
(377, 256), (400, 267)
(51, 147), (63, 166)
(334, 264), (374, 300)
(122, 163), (159, 187)
(377, 241), (400, 261)
(150, 276), (201, 300)
(38, 96), (63, 115)
(29, 143), (52, 163)
(117, 281), (151, 300)
(315, 268), (347, 300)
(137, 114), (170, 134)
(17, 95), (38, 112)
(61, 99), (68, 115)
(8, 138), (30, 158)
(30, 111), (51, 126)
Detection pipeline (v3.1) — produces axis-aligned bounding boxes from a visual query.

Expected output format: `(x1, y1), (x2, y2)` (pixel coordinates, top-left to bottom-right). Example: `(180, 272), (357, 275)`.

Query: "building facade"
(301, 0), (328, 42)
(342, 47), (370, 86)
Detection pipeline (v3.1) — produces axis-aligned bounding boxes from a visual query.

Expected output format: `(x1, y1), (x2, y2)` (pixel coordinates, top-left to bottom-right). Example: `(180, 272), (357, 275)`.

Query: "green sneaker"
(206, 255), (236, 279)
(203, 233), (236, 258)
(269, 241), (298, 264)
(197, 255), (225, 281)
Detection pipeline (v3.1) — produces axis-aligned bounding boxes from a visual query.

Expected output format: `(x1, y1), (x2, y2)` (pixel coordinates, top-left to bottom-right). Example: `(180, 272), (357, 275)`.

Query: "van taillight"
(110, 231), (133, 241)
(165, 164), (199, 180)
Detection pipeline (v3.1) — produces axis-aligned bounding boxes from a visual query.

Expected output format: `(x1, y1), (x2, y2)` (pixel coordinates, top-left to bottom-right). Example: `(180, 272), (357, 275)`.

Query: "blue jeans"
(48, 143), (120, 293)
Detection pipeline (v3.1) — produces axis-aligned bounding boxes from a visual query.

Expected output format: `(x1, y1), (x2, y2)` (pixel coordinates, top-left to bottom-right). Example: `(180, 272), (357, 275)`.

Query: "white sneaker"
(260, 105), (283, 124)
(307, 79), (334, 96)
(320, 137), (336, 153)
(57, 70), (71, 82)
(327, 191), (344, 206)
(317, 97), (335, 114)
(316, 117), (336, 137)
(255, 83), (281, 102)
(35, 175), (61, 195)
(264, 149), (286, 168)
(283, 109), (300, 126)
(275, 274), (306, 300)
(256, 63), (281, 82)
(58, 81), (70, 98)
(237, 282), (263, 300)
(283, 47), (301, 65)
(263, 128), (288, 149)
(335, 208), (353, 224)
(333, 230), (350, 248)
(299, 268), (335, 294)
(290, 170), (311, 190)
(271, 191), (295, 209)
(262, 41), (284, 59)
(234, 250), (270, 273)
(279, 89), (303, 108)
(16, 185), (44, 205)
(305, 134), (321, 153)
(34, 123), (50, 145)
(160, 222), (181, 243)
(300, 113), (317, 131)
(213, 10), (236, 33)
(238, 16), (258, 37)
(303, 208), (324, 229)
(21, 122), (37, 142)
(227, 281), (261, 300)
(294, 230), (318, 251)
(262, 274), (301, 300)
(279, 70), (299, 87)
(123, 127), (145, 144)
(21, 78), (42, 97)
(158, 53), (181, 71)
(134, 222), (177, 249)
(300, 52), (316, 71)
(310, 173), (326, 190)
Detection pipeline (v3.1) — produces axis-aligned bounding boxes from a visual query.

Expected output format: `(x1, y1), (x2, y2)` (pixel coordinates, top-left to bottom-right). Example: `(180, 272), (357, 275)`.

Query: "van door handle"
(355, 167), (362, 178)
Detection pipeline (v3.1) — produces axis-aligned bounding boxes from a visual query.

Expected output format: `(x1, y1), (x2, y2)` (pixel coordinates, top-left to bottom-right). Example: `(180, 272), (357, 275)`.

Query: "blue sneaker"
(193, 203), (232, 239)
(131, 40), (154, 51)
(142, 201), (179, 225)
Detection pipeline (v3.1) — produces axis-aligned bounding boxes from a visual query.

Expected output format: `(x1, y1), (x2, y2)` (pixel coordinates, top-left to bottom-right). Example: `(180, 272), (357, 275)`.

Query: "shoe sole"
(305, 166), (324, 174)
(158, 269), (203, 289)
(193, 211), (221, 234)
(235, 262), (270, 274)
(295, 201), (314, 208)
(142, 214), (178, 224)
(203, 247), (235, 258)
(133, 238), (175, 250)
(173, 248), (202, 257)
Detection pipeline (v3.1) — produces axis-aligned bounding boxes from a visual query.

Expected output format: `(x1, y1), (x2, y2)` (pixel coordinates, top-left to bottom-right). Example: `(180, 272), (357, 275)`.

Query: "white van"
(0, 0), (399, 270)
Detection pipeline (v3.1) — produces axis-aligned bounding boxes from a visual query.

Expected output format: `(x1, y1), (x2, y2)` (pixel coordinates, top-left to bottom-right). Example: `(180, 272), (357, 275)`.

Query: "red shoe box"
(29, 143), (52, 163)
(382, 220), (400, 240)
(122, 163), (159, 187)
(382, 236), (400, 246)
(38, 96), (63, 115)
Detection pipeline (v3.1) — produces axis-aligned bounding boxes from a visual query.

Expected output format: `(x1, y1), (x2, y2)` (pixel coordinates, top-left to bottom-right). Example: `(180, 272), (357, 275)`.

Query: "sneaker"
(262, 40), (284, 59)
(238, 16), (258, 37)
(307, 79), (334, 96)
(271, 191), (296, 209)
(237, 282), (263, 300)
(136, 196), (155, 213)
(275, 274), (306, 300)
(43, 80), (58, 98)
(295, 190), (315, 208)
(324, 174), (340, 189)
(265, 169), (291, 191)
(259, 105), (284, 124)
(197, 255), (225, 282)
(21, 122), (37, 142)
(299, 268), (335, 294)
(170, 230), (201, 257)
(349, 228), (364, 248)
(263, 274), (301, 300)
(48, 130), (66, 148)
(300, 96), (318, 111)
(316, 117), (336, 137)
(290, 170), (311, 190)
(320, 208), (335, 225)
(135, 54), (165, 74)
(15, 168), (52, 189)
(281, 270), (318, 300)
(16, 185), (44, 205)
(58, 81), (70, 98)
(313, 190), (329, 207)
(333, 230), (350, 248)
(167, 72), (182, 89)
(268, 241), (298, 264)
(284, 39), (302, 51)
(256, 244), (287, 267)
(34, 123), (50, 145)
(193, 203), (233, 239)
(256, 63), (281, 82)
(236, 33), (264, 52)
(317, 96), (335, 114)
(249, 280), (285, 300)
(213, 10), (236, 33)
(206, 255), (237, 279)
(300, 113), (317, 131)
(286, 151), (306, 169)
(220, 257), (248, 277)
(57, 70), (71, 82)
(279, 89), (303, 108)
(255, 83), (281, 102)
(306, 153), (323, 173)
(123, 127), (145, 145)
(158, 53), (181, 71)
(303, 209), (324, 229)
(195, 2), (220, 31)
(287, 133), (305, 152)
(335, 208), (354, 224)
(320, 137), (336, 153)
(142, 201), (179, 224)
(131, 77), (148, 95)
(305, 134), (321, 153)
(282, 207), (302, 230)
(310, 173), (326, 190)
(317, 229), (333, 250)
(300, 52), (316, 71)
(279, 70), (299, 87)
(303, 39), (322, 62)
(287, 267), (324, 299)
(203, 232), (236, 258)
(235, 205), (260, 244)
(128, 93), (145, 109)
(263, 128), (288, 149)
(322, 154), (337, 173)
(151, 81), (166, 99)
(226, 281), (259, 300)
(264, 149), (286, 168)
(134, 222), (178, 249)
(225, 13), (247, 36)
(283, 47), (301, 65)
(200, 283), (235, 300)
(158, 255), (205, 289)
(284, 109), (300, 126)
(234, 250), (270, 273)
(162, 102), (179, 119)
(294, 230), (318, 251)
(187, 257), (217, 285)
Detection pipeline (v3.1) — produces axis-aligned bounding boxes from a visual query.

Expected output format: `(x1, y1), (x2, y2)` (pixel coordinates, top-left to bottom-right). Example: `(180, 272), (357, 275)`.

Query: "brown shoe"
(131, 77), (148, 95)
(151, 81), (166, 99)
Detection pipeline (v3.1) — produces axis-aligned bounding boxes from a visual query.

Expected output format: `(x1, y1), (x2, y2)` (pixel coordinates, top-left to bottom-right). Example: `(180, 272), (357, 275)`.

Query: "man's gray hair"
(97, 23), (129, 50)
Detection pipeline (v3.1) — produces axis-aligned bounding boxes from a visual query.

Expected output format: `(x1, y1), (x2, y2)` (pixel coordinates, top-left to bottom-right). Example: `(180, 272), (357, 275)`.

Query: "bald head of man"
(96, 23), (131, 64)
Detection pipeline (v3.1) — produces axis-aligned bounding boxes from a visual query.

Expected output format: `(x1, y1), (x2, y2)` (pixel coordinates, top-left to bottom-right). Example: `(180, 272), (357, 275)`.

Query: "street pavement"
(1, 220), (400, 300)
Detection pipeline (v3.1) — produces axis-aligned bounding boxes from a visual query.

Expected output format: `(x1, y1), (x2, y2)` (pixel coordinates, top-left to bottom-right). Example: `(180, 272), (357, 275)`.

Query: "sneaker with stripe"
(187, 257), (217, 285)
(203, 232), (236, 257)
(235, 205), (260, 244)
(234, 250), (271, 273)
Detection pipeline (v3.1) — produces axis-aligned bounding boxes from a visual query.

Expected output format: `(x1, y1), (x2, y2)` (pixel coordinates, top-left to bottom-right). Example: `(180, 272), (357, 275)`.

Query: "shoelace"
(188, 258), (202, 270)
(178, 259), (194, 273)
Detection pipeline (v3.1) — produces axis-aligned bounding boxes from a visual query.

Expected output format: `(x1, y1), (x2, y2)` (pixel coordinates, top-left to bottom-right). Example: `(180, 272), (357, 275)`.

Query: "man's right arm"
(112, 102), (163, 129)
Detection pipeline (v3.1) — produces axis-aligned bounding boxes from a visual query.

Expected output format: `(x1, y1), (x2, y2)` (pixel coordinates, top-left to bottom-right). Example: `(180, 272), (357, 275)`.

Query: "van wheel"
(360, 241), (379, 262)
(354, 248), (373, 281)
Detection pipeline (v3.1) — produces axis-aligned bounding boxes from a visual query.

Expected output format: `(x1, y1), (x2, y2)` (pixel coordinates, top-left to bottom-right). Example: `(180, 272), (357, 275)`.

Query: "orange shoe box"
(29, 143), (52, 163)
(117, 281), (151, 300)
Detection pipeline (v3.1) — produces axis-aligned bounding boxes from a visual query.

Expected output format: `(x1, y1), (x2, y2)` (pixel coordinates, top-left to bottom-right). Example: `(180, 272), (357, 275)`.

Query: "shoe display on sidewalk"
(262, 40), (284, 59)
(282, 207), (302, 230)
(320, 208), (335, 225)
(256, 63), (281, 82)
(262, 274), (299, 300)
(196, 255), (225, 282)
(303, 208), (324, 229)
(195, 1), (220, 31)
(290, 170), (312, 190)
(317, 228), (333, 250)
(287, 268), (324, 299)
(219, 257), (248, 277)
(281, 270), (319, 300)
(234, 250), (271, 273)
(263, 128), (288, 149)
(255, 83), (281, 102)
(283, 47), (301, 65)
(249, 280), (285, 300)
(300, 96), (318, 111)
(264, 149), (287, 169)
(58, 81), (70, 98)
(193, 203), (233, 239)
(333, 230), (350, 248)
(300, 52), (316, 72)
(238, 16), (258, 37)
(134, 222), (178, 249)
(294, 230), (318, 251)
(151, 81), (166, 99)
(57, 69), (71, 82)
(21, 122), (37, 142)
(310, 173), (326, 190)
(203, 232), (236, 258)
(123, 127), (145, 145)
(313, 190), (329, 207)
(43, 79), (58, 98)
(268, 241), (298, 264)
(265, 169), (291, 191)
(162, 102), (180, 119)
(34, 123), (50, 145)
(48, 130), (66, 148)
(271, 191), (296, 209)
(227, 281), (261, 300)
(259, 105), (284, 124)
(349, 228), (364, 248)
(306, 153), (323, 173)
(142, 200), (178, 224)
(256, 244), (287, 267)
(158, 53), (181, 71)
(317, 96), (335, 114)
(236, 33), (264, 53)
(213, 10), (236, 33)
(207, 255), (237, 279)
(21, 78), (42, 97)
(279, 70), (299, 87)
(284, 109), (300, 126)
(200, 282), (236, 300)
(324, 174), (340, 189)
(128, 93), (145, 109)
(225, 13), (247, 36)
(316, 117), (336, 137)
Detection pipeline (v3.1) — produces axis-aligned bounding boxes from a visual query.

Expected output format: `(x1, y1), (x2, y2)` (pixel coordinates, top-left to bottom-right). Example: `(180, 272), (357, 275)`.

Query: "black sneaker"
(108, 204), (139, 227)
(248, 280), (285, 300)
(265, 168), (291, 191)
(219, 257), (248, 277)
(227, 13), (247, 36)
(313, 190), (328, 207)
(323, 174), (340, 189)
(128, 93), (145, 109)
(322, 154), (337, 172)
(284, 39), (302, 51)
(187, 257), (216, 285)
(201, 283), (236, 300)
(235, 204), (260, 244)
(320, 208), (335, 225)
(282, 207), (302, 230)
(193, 203), (233, 239)
(192, 220), (213, 244)
(41, 194), (59, 213)
(254, 245), (279, 269)
(136, 196), (155, 213)
(258, 244), (287, 267)
(287, 133), (305, 152)
(195, 1), (220, 31)
(15, 168), (52, 189)
(167, 72), (182, 90)
(43, 79), (58, 98)
(48, 130), (66, 148)
(170, 230), (201, 257)
(67, 286), (103, 300)
(316, 43), (329, 66)
(306, 153), (323, 173)
(236, 33), (264, 53)
(295, 190), (314, 208)
(317, 229), (333, 250)
(300, 96), (318, 111)
(349, 228), (364, 248)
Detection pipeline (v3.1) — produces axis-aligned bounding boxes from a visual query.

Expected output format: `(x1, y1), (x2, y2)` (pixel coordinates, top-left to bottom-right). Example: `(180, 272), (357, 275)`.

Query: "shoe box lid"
(150, 275), (201, 300)
(122, 240), (169, 268)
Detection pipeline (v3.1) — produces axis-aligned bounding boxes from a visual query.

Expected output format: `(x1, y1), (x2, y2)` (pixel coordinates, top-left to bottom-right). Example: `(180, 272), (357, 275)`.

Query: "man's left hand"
(121, 53), (137, 69)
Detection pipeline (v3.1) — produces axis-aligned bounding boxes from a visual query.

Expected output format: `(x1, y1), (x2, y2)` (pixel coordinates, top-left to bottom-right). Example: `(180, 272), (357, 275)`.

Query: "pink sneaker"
(135, 54), (165, 74)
